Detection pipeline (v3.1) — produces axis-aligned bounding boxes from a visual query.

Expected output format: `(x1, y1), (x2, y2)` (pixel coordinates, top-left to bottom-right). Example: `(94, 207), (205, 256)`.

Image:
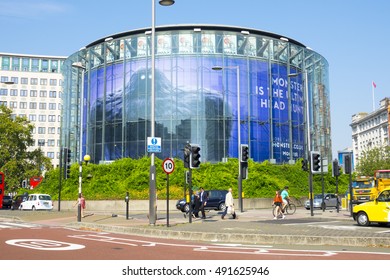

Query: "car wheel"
(357, 212), (370, 226)
(219, 203), (226, 212)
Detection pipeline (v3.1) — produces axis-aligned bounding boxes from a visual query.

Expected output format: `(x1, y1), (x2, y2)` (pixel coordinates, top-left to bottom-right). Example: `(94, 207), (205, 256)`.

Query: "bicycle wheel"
(285, 203), (296, 215)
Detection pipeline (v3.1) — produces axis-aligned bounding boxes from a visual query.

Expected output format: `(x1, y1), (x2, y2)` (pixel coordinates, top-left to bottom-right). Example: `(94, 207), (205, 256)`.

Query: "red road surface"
(1, 226), (390, 260)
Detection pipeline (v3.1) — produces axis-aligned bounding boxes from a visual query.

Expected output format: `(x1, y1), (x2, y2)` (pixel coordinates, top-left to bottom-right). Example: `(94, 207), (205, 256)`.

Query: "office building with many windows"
(351, 97), (390, 168)
(62, 24), (331, 165)
(0, 52), (66, 168)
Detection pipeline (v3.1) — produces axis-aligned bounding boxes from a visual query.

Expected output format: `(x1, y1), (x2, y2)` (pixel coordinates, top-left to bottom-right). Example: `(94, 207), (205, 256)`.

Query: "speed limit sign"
(162, 158), (175, 174)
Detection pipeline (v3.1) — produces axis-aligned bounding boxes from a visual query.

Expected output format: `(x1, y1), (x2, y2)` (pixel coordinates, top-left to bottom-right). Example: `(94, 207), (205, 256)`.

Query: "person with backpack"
(272, 190), (285, 219)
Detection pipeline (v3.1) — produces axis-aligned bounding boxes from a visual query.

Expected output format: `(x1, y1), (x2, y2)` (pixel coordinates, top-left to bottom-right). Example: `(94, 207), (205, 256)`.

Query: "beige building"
(0, 52), (66, 168)
(351, 97), (390, 168)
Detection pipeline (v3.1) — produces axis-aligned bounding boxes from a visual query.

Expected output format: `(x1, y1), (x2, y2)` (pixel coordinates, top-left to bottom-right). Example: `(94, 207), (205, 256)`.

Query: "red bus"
(0, 172), (4, 208)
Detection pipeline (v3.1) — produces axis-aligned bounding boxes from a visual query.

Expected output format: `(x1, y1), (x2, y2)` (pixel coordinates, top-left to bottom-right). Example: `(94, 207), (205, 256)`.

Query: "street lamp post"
(289, 70), (313, 216)
(149, 0), (175, 226)
(72, 62), (86, 222)
(212, 65), (243, 212)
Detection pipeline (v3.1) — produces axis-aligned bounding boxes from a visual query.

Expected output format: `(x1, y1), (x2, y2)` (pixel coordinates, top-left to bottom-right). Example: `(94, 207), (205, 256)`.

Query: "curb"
(66, 222), (390, 248)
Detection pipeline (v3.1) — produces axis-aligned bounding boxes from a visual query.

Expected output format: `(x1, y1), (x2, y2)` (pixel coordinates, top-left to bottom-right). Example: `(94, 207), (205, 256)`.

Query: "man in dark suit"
(199, 187), (208, 219)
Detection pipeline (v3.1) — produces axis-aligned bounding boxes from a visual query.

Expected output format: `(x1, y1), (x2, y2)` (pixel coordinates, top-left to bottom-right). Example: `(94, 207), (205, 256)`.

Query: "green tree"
(355, 146), (390, 176)
(0, 105), (52, 191)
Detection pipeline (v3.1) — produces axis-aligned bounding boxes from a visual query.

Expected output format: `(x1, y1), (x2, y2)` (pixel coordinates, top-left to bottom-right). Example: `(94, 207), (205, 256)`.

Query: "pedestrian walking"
(73, 193), (86, 218)
(192, 191), (200, 218)
(221, 188), (237, 219)
(199, 187), (208, 219)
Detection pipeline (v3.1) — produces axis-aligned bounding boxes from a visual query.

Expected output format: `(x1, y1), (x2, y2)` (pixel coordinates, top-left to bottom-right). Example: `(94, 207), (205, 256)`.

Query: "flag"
(373, 81), (377, 88)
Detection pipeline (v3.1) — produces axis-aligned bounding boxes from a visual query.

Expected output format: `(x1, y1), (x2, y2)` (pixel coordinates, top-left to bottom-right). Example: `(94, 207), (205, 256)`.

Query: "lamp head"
(159, 0), (175, 6)
(83, 154), (91, 163)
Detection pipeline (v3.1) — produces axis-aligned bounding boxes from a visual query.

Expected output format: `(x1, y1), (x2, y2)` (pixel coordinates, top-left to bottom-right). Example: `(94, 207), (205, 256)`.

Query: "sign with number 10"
(162, 158), (175, 174)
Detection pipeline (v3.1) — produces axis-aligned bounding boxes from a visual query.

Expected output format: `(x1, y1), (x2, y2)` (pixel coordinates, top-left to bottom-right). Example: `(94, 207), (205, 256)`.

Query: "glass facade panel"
(62, 26), (331, 165)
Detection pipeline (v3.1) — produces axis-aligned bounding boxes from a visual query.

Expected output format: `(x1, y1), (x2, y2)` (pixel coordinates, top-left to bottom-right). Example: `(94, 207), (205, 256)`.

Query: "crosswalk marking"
(0, 222), (41, 229)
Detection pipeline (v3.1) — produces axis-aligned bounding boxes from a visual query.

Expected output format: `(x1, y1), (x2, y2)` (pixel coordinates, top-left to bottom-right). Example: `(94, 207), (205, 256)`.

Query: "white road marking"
(6, 239), (85, 251)
(283, 220), (341, 226)
(0, 222), (41, 229)
(68, 233), (338, 257)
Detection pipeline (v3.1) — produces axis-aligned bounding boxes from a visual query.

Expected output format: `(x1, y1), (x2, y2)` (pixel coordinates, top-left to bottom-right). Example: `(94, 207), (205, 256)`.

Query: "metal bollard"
(125, 192), (130, 220)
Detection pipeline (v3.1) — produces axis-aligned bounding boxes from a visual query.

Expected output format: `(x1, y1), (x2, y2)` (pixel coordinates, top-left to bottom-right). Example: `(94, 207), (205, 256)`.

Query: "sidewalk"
(2, 208), (390, 248)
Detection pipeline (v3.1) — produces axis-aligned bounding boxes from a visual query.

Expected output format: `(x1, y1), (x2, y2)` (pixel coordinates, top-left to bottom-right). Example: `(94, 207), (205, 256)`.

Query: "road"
(1, 221), (390, 260)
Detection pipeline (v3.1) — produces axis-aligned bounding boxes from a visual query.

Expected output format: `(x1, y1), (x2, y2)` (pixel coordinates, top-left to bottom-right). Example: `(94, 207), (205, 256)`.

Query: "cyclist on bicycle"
(281, 186), (290, 213)
(272, 190), (285, 219)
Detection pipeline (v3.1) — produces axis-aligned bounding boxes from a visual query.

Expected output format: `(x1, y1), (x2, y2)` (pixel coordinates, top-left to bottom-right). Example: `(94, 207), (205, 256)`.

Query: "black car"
(176, 190), (228, 213)
(2, 195), (12, 209)
(11, 194), (29, 210)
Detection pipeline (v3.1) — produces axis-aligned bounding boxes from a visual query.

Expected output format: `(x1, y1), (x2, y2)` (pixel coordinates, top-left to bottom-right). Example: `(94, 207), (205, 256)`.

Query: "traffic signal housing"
(240, 144), (249, 162)
(241, 162), (248, 179)
(310, 151), (321, 174)
(333, 159), (341, 177)
(301, 159), (308, 171)
(190, 144), (201, 169)
(63, 148), (72, 179)
(344, 154), (352, 174)
(183, 143), (191, 168)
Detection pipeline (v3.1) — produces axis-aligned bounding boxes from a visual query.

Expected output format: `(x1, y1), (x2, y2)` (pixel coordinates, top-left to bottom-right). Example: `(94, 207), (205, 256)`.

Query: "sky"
(1, 0), (389, 159)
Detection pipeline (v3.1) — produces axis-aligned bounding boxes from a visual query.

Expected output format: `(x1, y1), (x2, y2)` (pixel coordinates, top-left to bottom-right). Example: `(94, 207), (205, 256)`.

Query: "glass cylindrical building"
(62, 24), (331, 164)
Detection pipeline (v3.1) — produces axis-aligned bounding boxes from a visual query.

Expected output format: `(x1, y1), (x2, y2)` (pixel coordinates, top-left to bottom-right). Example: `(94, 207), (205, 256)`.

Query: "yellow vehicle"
(374, 170), (390, 192)
(352, 170), (390, 205)
(352, 176), (374, 204)
(353, 187), (390, 226)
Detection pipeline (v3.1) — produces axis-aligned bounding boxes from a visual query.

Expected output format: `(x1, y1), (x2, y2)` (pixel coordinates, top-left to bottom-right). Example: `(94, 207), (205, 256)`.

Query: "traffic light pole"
(236, 66), (243, 213)
(304, 71), (314, 217)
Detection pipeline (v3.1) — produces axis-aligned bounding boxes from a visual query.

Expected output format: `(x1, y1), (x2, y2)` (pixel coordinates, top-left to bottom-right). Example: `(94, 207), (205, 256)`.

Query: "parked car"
(305, 193), (340, 210)
(19, 194), (53, 211)
(353, 188), (390, 226)
(11, 194), (29, 210)
(2, 195), (12, 208)
(176, 189), (228, 213)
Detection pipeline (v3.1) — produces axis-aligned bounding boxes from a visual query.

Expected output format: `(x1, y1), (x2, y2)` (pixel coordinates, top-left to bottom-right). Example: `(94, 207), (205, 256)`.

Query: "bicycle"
(272, 200), (296, 217)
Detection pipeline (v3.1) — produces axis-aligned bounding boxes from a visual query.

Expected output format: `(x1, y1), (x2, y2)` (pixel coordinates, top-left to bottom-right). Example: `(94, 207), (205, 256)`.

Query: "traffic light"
(183, 143), (191, 168)
(190, 144), (201, 169)
(240, 144), (249, 162)
(241, 161), (248, 179)
(301, 159), (308, 171)
(333, 159), (340, 177)
(63, 148), (72, 179)
(310, 151), (321, 174)
(185, 170), (190, 184)
(344, 154), (352, 174)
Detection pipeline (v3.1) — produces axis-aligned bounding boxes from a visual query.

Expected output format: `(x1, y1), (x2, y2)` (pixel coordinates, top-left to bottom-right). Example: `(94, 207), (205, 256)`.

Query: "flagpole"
(372, 81), (375, 111)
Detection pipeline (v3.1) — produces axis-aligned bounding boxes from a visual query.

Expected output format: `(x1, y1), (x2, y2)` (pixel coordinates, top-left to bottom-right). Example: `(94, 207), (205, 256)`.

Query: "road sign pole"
(166, 173), (169, 227)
